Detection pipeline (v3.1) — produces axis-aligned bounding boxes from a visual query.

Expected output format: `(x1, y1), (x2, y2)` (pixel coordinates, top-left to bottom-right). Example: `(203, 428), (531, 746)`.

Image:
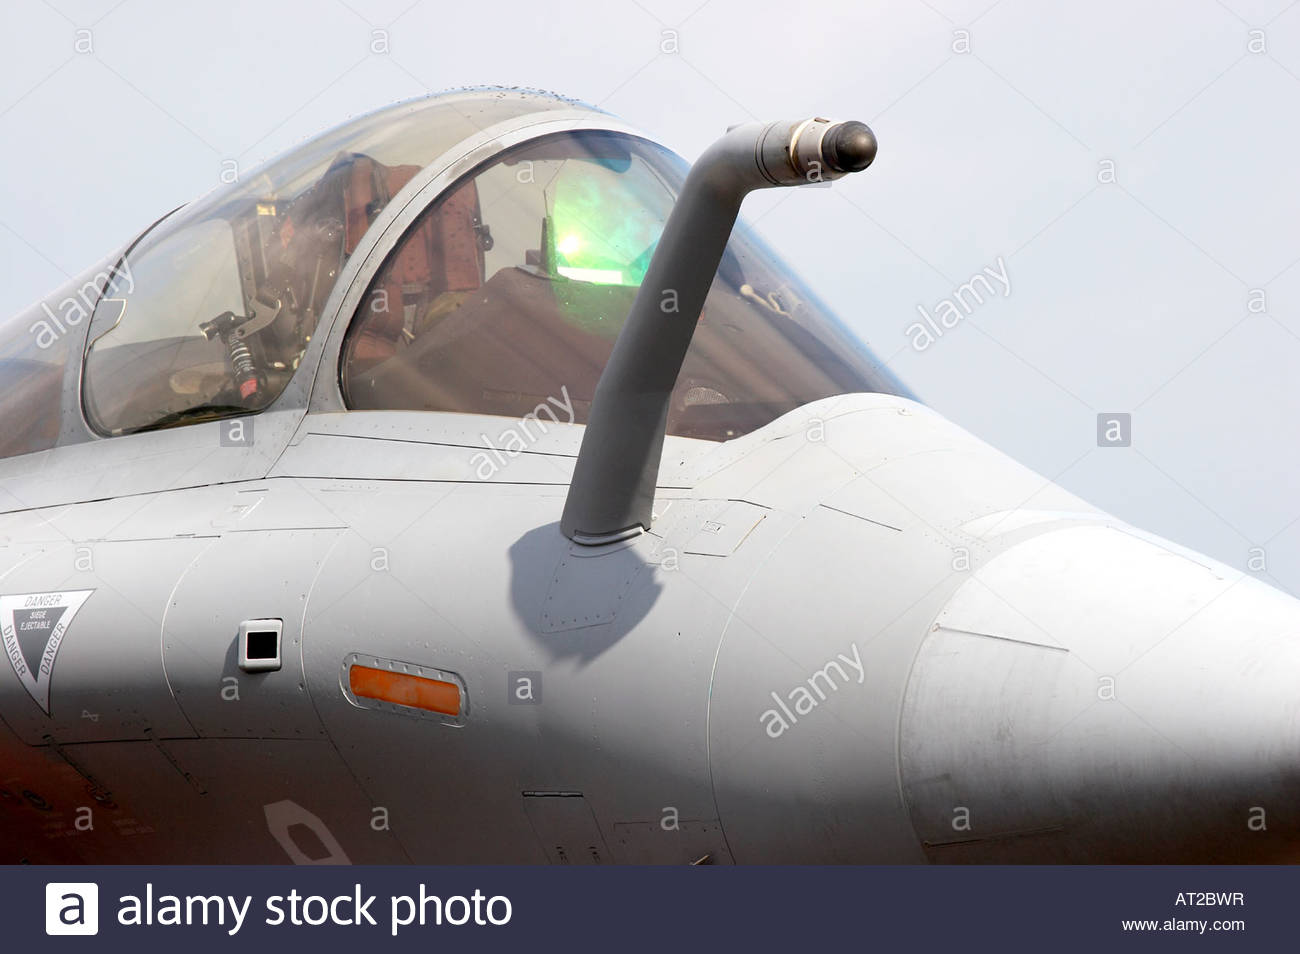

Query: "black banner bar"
(10, 865), (1296, 951)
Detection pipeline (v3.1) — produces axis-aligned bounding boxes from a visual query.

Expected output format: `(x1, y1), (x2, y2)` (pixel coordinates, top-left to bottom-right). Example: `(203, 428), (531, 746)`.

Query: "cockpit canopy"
(80, 90), (580, 436)
(1, 89), (905, 460)
(341, 129), (903, 440)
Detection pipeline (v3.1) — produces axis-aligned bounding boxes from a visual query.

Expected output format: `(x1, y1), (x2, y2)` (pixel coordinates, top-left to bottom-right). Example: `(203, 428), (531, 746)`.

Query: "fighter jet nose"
(900, 524), (1300, 863)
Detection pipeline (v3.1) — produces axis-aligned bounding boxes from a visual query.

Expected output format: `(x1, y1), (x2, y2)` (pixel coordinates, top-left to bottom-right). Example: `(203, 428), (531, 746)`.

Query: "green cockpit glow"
(550, 158), (669, 287)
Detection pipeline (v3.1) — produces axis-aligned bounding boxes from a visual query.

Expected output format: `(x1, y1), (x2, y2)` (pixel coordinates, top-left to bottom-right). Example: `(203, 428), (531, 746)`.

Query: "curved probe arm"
(560, 117), (878, 545)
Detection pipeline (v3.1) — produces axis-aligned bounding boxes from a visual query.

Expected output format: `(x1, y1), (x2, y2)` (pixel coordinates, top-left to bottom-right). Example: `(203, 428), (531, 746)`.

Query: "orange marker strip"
(349, 664), (461, 716)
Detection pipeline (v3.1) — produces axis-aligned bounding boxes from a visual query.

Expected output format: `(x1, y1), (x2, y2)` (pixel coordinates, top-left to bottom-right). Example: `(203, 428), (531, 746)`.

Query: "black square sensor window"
(238, 619), (283, 673)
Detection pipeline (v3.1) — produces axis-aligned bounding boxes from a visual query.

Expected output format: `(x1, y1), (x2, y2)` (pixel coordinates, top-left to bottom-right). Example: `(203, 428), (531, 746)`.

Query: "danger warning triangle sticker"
(1, 590), (94, 715)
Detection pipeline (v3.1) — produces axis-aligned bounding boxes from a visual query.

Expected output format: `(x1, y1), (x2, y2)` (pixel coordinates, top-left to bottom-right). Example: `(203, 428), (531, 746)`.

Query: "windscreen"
(341, 130), (906, 441)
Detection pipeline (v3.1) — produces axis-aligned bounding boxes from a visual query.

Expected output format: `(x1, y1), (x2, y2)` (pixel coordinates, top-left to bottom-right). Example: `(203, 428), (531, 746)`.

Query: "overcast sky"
(3, 0), (1300, 592)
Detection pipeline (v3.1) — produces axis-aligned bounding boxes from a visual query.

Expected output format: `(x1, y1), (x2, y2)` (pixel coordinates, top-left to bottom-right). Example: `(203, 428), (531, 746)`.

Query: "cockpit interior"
(1, 91), (905, 459)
